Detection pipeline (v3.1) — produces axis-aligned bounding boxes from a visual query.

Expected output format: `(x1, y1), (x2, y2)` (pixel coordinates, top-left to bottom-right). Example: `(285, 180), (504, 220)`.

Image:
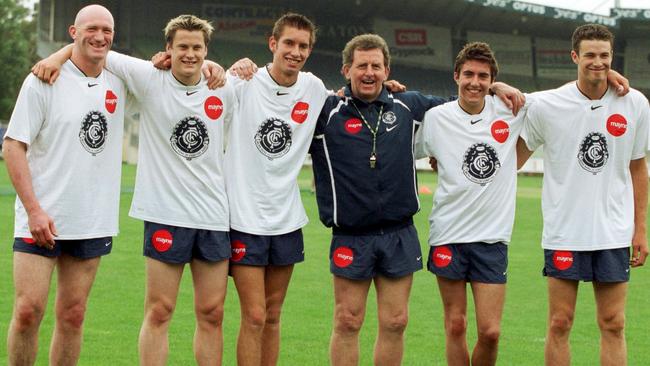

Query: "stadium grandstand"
(34, 0), (650, 167)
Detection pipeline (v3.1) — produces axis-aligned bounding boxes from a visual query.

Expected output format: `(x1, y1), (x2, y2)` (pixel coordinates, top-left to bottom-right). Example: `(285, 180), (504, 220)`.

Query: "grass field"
(0, 161), (649, 365)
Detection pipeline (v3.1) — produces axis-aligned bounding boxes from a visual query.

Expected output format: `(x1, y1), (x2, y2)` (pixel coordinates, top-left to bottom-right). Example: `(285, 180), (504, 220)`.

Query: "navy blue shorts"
(330, 224), (422, 280)
(229, 229), (304, 266)
(13, 236), (112, 259)
(428, 242), (508, 284)
(543, 248), (630, 283)
(144, 222), (230, 264)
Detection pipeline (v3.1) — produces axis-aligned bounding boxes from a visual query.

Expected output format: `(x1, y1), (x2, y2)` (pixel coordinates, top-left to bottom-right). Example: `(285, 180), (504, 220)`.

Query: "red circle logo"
(432, 246), (452, 268)
(491, 120), (509, 143)
(344, 118), (363, 134)
(105, 90), (118, 114)
(333, 246), (354, 268)
(22, 237), (35, 244)
(152, 230), (173, 252)
(552, 251), (574, 270)
(231, 240), (247, 262)
(204, 96), (224, 120)
(606, 114), (627, 137)
(291, 102), (309, 124)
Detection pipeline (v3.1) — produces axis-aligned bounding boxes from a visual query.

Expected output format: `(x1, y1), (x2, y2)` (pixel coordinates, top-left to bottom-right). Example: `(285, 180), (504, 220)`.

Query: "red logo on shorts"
(606, 114), (627, 137)
(552, 251), (574, 270)
(344, 118), (363, 134)
(491, 120), (509, 143)
(333, 246), (354, 268)
(22, 237), (35, 244)
(204, 96), (224, 120)
(105, 90), (117, 114)
(152, 230), (173, 252)
(433, 246), (452, 268)
(231, 240), (247, 262)
(291, 102), (309, 124)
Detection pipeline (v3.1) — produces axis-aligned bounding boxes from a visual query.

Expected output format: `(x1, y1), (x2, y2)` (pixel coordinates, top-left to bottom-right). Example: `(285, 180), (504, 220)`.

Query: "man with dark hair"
(518, 24), (648, 365)
(224, 12), (330, 366)
(310, 34), (524, 365)
(3, 5), (126, 365)
(416, 41), (525, 366)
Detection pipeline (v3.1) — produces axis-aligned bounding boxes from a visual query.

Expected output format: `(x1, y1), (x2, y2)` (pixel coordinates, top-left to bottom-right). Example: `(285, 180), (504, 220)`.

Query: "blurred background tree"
(0, 0), (36, 121)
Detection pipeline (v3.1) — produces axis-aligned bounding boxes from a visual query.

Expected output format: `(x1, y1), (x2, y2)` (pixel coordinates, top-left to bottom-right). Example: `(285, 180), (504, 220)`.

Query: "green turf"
(0, 161), (649, 365)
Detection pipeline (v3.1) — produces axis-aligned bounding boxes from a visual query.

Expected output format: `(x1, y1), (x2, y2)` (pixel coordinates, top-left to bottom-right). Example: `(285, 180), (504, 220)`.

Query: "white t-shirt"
(417, 96), (528, 246)
(225, 67), (329, 235)
(106, 51), (234, 231)
(5, 61), (126, 239)
(521, 83), (649, 250)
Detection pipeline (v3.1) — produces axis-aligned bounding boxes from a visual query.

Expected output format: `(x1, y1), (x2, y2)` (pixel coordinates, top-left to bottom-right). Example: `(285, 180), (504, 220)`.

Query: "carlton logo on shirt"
(552, 251), (574, 270)
(152, 230), (173, 252)
(254, 118), (292, 159)
(433, 246), (452, 267)
(79, 110), (108, 156)
(291, 102), (309, 124)
(606, 114), (627, 137)
(204, 96), (223, 120)
(344, 118), (363, 134)
(105, 90), (117, 114)
(231, 240), (247, 262)
(491, 120), (509, 143)
(333, 246), (354, 268)
(462, 142), (501, 185)
(577, 132), (609, 174)
(170, 116), (210, 160)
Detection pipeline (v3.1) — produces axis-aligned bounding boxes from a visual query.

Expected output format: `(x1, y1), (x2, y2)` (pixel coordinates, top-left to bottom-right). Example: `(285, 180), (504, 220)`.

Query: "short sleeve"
(5, 75), (47, 145)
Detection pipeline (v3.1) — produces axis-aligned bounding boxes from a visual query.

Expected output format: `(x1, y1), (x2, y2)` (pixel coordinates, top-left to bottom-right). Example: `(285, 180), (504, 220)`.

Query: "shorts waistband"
(332, 218), (413, 236)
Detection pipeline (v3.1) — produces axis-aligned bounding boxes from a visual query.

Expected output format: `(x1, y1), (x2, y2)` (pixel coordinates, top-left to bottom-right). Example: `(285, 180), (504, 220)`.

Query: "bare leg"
(330, 275), (371, 366)
(231, 265), (266, 366)
(261, 265), (294, 366)
(190, 259), (229, 366)
(593, 282), (628, 366)
(436, 276), (470, 366)
(8, 252), (56, 366)
(49, 254), (101, 366)
(138, 258), (184, 366)
(469, 282), (506, 366)
(373, 274), (413, 366)
(544, 277), (578, 366)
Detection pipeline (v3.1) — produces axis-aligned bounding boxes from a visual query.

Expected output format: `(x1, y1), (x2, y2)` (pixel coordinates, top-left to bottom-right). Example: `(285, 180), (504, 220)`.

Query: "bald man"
(3, 5), (126, 365)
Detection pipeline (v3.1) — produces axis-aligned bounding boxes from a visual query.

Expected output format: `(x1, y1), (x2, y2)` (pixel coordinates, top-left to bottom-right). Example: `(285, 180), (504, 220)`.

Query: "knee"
(477, 325), (501, 346)
(548, 312), (574, 336)
(56, 302), (87, 330)
(242, 306), (267, 330)
(13, 299), (46, 331)
(445, 315), (467, 338)
(379, 312), (409, 335)
(145, 300), (175, 327)
(598, 312), (625, 335)
(195, 303), (224, 328)
(334, 308), (364, 336)
(265, 305), (282, 326)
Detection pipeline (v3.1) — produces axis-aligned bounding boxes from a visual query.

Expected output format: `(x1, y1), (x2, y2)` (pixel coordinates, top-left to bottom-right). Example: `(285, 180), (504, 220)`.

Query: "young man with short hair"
(224, 13), (330, 366)
(416, 42), (527, 366)
(3, 5), (126, 365)
(518, 24), (648, 366)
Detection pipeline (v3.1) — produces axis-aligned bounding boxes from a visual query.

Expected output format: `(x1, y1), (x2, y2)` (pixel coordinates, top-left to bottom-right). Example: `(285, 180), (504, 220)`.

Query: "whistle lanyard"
(351, 101), (383, 169)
